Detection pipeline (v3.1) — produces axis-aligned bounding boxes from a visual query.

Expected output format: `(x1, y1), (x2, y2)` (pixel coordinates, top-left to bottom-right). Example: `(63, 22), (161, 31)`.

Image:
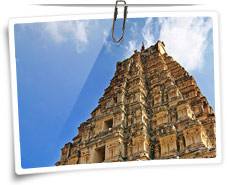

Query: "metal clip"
(112, 0), (128, 43)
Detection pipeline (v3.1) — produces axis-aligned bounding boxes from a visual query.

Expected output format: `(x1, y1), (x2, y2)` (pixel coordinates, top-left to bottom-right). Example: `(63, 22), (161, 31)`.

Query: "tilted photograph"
(9, 13), (220, 174)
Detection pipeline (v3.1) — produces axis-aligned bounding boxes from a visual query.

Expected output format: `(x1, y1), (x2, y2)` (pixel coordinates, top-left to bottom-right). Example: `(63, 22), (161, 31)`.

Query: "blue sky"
(14, 16), (214, 168)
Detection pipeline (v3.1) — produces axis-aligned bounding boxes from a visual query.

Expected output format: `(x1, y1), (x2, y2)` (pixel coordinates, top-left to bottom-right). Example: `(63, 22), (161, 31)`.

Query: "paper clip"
(112, 0), (128, 43)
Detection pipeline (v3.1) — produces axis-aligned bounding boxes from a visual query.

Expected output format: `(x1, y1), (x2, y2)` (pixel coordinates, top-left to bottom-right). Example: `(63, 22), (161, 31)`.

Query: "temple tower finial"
(141, 42), (145, 51)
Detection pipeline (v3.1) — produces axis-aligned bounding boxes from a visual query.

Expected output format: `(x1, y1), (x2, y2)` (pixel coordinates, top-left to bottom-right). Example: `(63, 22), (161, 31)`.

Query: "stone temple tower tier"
(56, 41), (216, 166)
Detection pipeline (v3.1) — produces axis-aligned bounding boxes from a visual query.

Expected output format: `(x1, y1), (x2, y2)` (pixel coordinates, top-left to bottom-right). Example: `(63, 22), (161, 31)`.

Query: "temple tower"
(56, 41), (216, 166)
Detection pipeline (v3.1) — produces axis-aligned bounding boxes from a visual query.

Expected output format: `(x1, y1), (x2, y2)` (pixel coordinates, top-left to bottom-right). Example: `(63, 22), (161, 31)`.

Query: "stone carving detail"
(155, 110), (169, 126)
(159, 134), (177, 158)
(56, 41), (216, 166)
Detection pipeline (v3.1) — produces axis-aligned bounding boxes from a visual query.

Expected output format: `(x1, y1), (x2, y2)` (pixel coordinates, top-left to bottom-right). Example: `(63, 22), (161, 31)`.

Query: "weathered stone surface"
(55, 41), (216, 166)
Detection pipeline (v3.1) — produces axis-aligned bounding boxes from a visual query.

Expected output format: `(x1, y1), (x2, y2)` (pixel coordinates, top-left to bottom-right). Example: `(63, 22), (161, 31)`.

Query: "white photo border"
(8, 11), (222, 175)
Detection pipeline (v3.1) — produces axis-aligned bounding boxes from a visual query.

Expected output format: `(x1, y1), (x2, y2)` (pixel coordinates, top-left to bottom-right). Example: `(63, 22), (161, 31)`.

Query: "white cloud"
(142, 18), (155, 47)
(41, 17), (212, 70)
(43, 22), (66, 43)
(158, 17), (212, 71)
(124, 18), (155, 58)
(124, 40), (140, 58)
(127, 40), (137, 53)
(102, 29), (113, 53)
(42, 20), (108, 53)
(124, 23), (140, 57)
(124, 17), (212, 72)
